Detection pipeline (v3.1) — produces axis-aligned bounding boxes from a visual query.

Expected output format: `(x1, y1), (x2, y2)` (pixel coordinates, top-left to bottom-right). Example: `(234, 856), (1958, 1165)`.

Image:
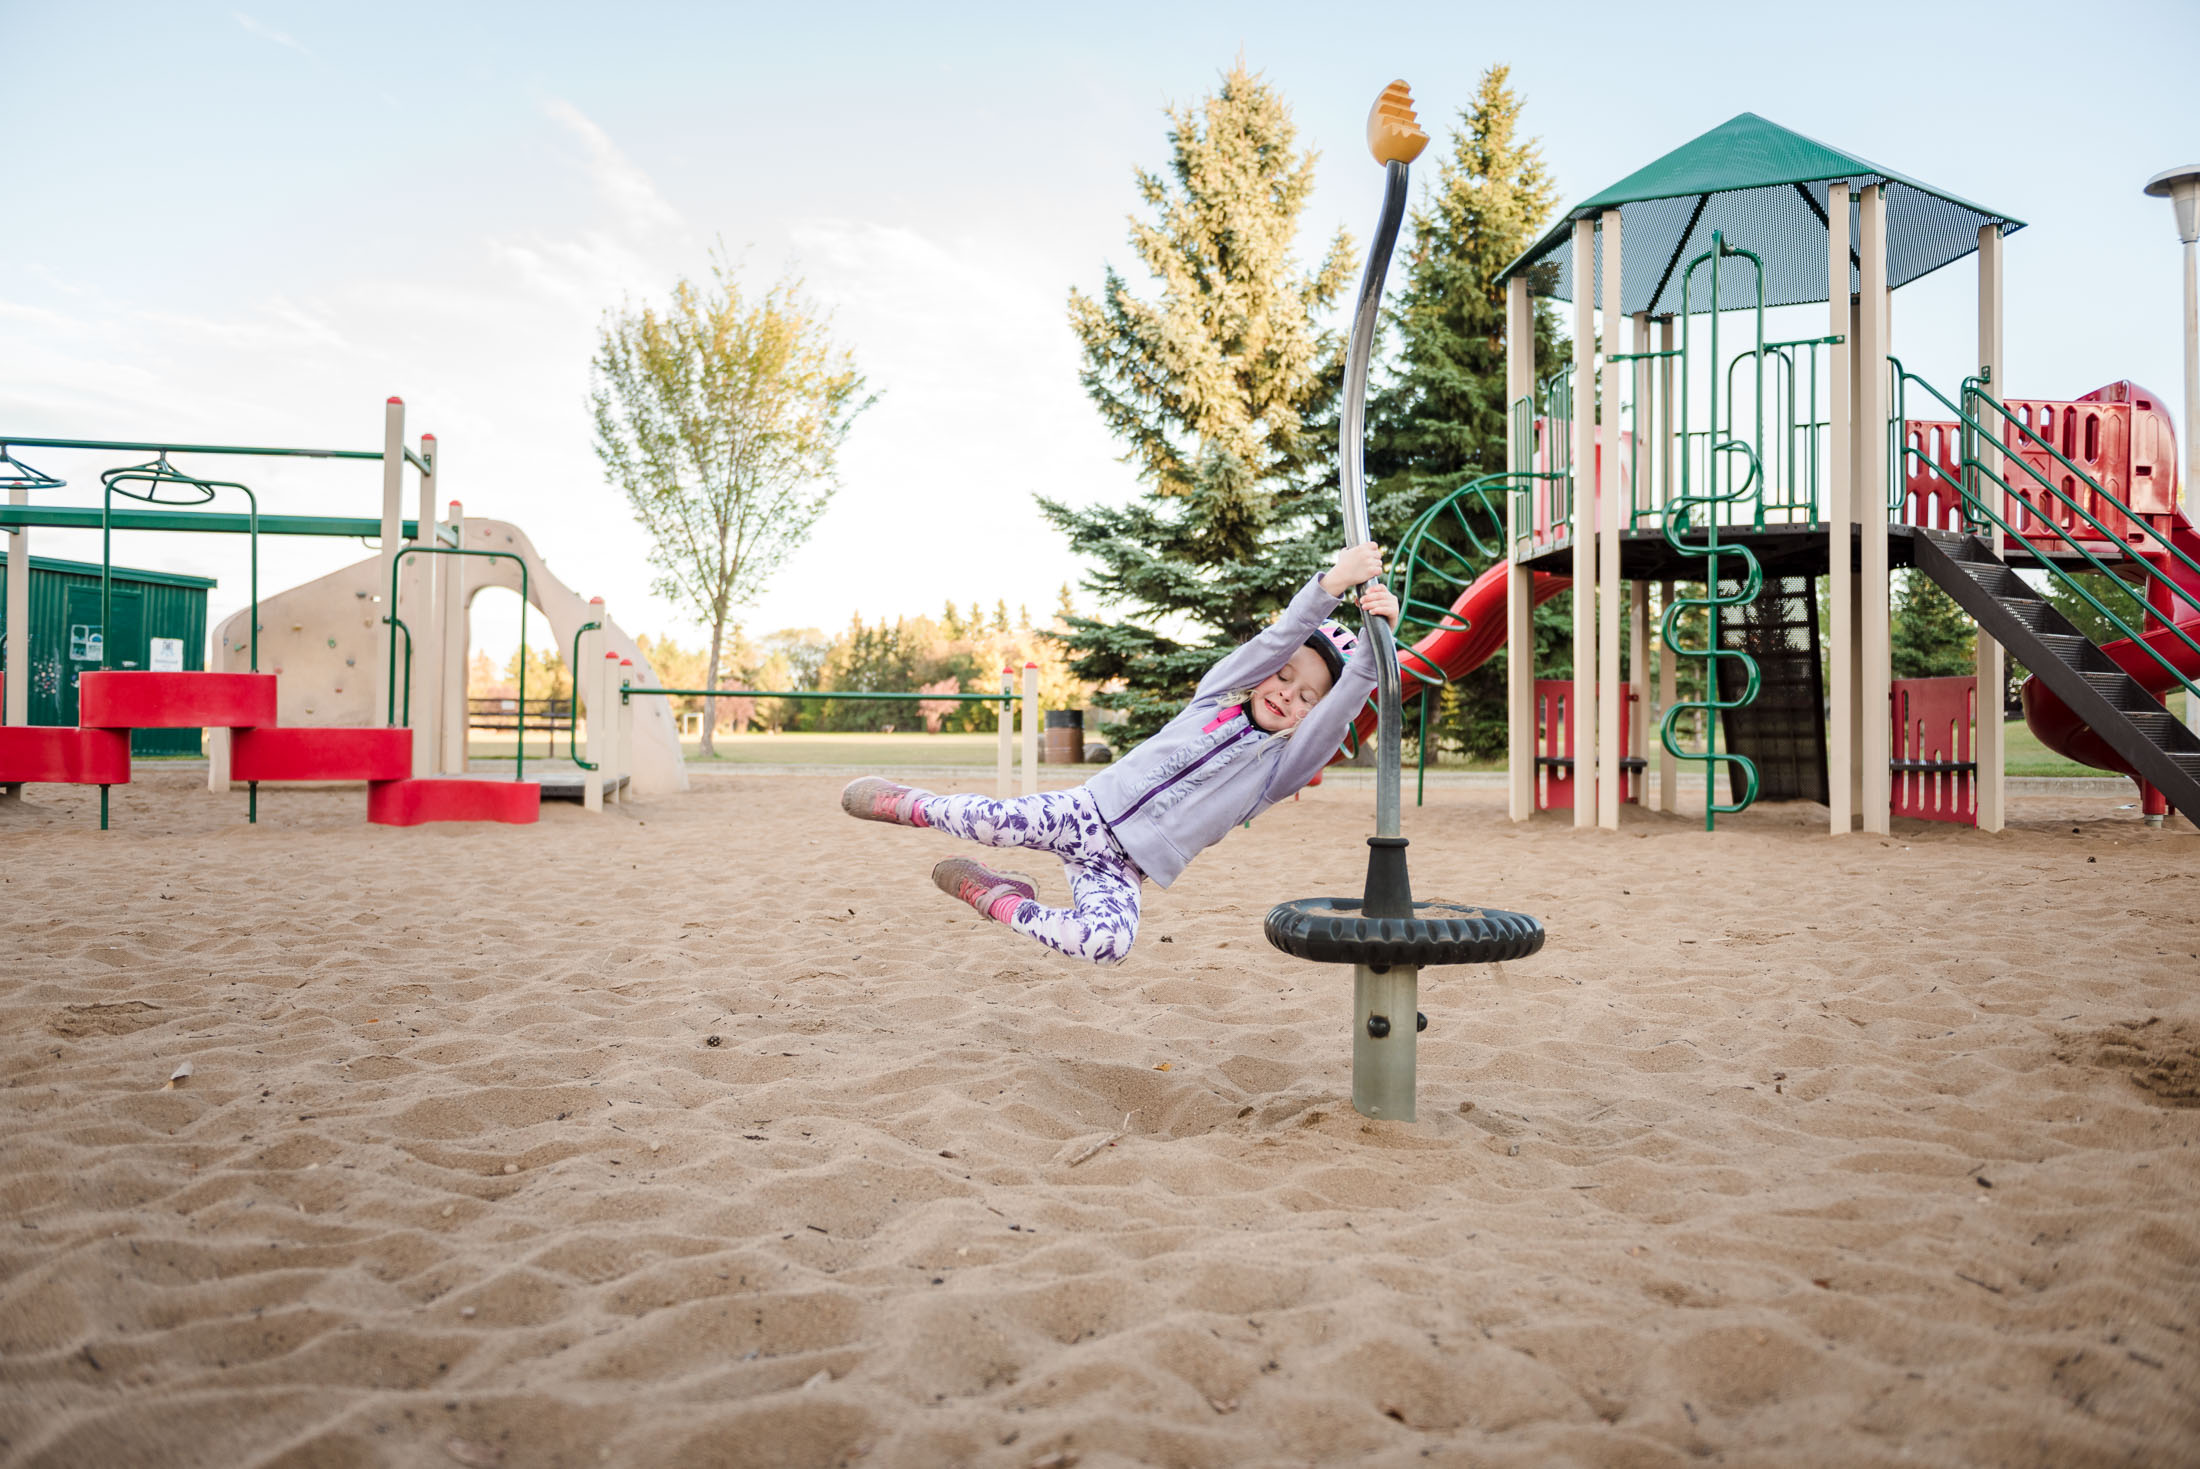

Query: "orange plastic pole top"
(1366, 81), (1428, 166)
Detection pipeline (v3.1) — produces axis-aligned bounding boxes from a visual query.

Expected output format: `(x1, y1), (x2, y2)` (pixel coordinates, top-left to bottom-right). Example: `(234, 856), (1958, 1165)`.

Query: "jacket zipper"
(1105, 721), (1257, 826)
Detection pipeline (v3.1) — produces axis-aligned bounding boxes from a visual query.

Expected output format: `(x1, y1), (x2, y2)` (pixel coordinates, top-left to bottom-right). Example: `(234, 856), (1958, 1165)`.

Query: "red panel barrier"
(1891, 676), (1976, 825)
(1900, 381), (2182, 555)
(1534, 679), (1638, 811)
(232, 727), (413, 782)
(0, 727), (132, 784)
(366, 778), (541, 827)
(78, 672), (277, 730)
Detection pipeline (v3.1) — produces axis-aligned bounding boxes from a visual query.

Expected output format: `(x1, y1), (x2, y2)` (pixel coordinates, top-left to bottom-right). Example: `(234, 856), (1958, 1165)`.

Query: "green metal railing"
(386, 616), (413, 727)
(1893, 364), (2200, 708)
(0, 446), (64, 491)
(568, 620), (601, 770)
(1659, 233), (1766, 829)
(624, 687), (1014, 706)
(390, 547), (530, 782)
(100, 455), (258, 671)
(2, 433), (430, 474)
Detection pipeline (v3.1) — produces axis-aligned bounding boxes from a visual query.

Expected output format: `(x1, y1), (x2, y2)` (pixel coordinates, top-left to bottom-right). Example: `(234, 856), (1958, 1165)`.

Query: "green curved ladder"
(1659, 233), (1765, 830)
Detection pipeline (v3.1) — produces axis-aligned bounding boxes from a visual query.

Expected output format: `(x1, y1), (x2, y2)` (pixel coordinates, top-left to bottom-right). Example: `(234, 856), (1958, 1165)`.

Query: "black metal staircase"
(1911, 529), (2200, 824)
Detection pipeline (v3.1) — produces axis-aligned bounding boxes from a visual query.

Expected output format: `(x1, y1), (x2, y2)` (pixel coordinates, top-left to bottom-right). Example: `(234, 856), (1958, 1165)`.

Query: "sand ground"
(2, 766), (2196, 1468)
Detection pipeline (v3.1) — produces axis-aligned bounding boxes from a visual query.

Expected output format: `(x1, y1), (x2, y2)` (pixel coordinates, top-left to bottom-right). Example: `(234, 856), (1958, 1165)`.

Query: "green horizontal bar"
(0, 505), (418, 537)
(627, 687), (1012, 703)
(1, 434), (389, 461)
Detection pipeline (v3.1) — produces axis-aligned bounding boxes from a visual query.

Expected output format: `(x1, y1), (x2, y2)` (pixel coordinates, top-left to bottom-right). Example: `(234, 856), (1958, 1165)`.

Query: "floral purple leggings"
(917, 786), (1143, 966)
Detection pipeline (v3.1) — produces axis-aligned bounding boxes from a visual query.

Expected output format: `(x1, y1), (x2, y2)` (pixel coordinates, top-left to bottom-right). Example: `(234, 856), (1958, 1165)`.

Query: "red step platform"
(232, 727), (413, 783)
(79, 671), (278, 730)
(0, 727), (132, 785)
(367, 778), (541, 827)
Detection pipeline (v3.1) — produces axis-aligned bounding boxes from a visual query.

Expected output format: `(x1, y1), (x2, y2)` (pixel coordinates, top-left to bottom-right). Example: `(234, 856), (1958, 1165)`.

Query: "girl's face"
(1247, 647), (1335, 733)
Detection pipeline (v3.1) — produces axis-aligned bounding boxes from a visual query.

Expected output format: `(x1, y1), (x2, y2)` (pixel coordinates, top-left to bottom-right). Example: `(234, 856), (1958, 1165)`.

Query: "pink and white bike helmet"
(1304, 618), (1358, 685)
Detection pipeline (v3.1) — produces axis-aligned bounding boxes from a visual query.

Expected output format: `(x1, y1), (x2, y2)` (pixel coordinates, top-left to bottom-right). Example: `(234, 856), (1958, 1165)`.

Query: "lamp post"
(2144, 165), (2200, 733)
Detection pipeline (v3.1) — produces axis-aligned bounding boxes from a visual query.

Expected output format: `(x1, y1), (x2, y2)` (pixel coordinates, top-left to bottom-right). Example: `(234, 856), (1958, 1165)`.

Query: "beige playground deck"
(2, 767), (2195, 1466)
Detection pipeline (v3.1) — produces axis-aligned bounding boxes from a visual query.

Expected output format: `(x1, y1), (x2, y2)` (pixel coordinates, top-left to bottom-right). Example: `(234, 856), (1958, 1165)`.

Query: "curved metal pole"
(1340, 158), (1412, 838)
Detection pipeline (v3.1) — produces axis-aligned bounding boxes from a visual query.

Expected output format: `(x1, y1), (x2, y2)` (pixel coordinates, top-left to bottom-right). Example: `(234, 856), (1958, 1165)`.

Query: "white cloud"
(542, 98), (683, 237)
(232, 12), (314, 59)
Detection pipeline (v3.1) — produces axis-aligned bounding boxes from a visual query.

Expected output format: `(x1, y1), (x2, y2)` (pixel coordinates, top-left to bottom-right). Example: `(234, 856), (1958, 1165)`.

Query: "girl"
(841, 541), (1397, 966)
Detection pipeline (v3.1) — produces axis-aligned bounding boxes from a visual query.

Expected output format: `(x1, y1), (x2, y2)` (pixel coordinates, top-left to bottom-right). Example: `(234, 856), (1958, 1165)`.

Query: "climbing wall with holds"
(208, 519), (687, 797)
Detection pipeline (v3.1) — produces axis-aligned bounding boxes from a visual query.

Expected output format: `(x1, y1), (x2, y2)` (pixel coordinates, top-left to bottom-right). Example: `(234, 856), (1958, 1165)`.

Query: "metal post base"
(1353, 962), (1419, 1120)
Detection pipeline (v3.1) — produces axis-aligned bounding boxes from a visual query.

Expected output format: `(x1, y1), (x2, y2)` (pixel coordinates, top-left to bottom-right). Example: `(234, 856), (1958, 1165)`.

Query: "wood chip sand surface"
(2, 767), (2197, 1467)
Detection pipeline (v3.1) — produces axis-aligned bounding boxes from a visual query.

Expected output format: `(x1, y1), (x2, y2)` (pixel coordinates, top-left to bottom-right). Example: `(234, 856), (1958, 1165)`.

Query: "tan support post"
(410, 434), (439, 777)
(1627, 311), (1653, 813)
(1505, 272), (1536, 822)
(1657, 316), (1678, 815)
(1570, 217), (1597, 830)
(1597, 210), (1624, 830)
(1858, 185), (1894, 835)
(1826, 183), (1855, 835)
(583, 596), (605, 813)
(374, 396), (405, 729)
(1021, 663), (1039, 798)
(1656, 579), (1677, 813)
(1974, 223), (2007, 833)
(440, 502), (468, 775)
(997, 667), (1013, 798)
(617, 658), (635, 804)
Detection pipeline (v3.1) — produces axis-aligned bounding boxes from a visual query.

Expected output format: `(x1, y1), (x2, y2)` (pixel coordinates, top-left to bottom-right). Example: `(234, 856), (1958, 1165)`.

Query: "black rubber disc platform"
(1264, 898), (1546, 967)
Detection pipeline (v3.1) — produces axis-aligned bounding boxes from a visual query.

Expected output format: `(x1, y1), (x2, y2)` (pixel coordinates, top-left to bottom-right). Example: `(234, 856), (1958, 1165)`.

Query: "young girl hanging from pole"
(840, 542), (1397, 965)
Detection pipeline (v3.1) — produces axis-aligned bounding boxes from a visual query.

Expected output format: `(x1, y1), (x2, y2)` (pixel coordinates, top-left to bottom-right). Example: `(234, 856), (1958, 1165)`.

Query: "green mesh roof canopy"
(1497, 113), (2025, 316)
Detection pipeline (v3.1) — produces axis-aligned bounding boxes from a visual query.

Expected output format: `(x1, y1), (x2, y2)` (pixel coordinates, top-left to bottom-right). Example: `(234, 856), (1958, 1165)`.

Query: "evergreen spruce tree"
(1891, 570), (1977, 678)
(1363, 64), (1566, 760)
(1039, 63), (1354, 740)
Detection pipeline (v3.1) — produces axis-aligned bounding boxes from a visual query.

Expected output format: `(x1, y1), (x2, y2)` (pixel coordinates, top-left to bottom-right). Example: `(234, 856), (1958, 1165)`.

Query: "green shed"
(0, 551), (216, 756)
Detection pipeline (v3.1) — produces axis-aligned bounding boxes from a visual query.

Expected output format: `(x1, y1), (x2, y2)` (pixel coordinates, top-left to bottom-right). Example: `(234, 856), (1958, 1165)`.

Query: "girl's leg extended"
(1000, 848), (1143, 966)
(917, 788), (1097, 859)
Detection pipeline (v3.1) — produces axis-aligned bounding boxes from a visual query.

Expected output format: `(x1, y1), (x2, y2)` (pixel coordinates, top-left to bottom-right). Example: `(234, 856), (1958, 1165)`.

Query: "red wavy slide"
(1347, 564), (1570, 752)
(2020, 502), (2200, 787)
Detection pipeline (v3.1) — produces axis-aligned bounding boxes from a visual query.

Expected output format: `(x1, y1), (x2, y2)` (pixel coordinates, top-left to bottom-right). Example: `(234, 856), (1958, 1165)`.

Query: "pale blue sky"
(5, 1), (2195, 660)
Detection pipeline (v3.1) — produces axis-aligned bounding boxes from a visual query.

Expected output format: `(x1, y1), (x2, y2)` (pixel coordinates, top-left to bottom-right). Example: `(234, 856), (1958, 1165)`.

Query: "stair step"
(0, 727), (132, 785)
(232, 728), (413, 783)
(1971, 566), (2037, 599)
(79, 672), (278, 730)
(367, 778), (541, 827)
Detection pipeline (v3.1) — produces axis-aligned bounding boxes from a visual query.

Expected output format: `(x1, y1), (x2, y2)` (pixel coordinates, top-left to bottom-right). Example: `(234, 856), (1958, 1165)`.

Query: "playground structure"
(1264, 82), (1547, 1124)
(0, 399), (682, 825)
(1333, 113), (2197, 835)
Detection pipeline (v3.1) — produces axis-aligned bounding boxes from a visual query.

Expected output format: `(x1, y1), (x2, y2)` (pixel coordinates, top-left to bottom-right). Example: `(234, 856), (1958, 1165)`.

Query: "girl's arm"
(1192, 574), (1339, 700)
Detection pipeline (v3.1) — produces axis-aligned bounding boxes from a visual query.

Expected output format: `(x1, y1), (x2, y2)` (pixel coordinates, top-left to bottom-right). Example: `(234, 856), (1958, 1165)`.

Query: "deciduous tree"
(591, 257), (873, 755)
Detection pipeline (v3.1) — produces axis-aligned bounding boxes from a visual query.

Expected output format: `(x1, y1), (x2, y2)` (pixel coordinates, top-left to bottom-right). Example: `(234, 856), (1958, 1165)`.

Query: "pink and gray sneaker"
(932, 858), (1037, 925)
(841, 776), (930, 827)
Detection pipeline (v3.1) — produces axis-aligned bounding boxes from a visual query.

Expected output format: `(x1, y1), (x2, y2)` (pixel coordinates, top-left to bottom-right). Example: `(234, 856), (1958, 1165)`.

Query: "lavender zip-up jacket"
(1083, 575), (1379, 889)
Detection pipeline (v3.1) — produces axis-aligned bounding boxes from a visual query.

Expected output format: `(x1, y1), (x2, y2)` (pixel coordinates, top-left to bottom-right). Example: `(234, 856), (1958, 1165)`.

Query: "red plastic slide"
(1346, 562), (1570, 752)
